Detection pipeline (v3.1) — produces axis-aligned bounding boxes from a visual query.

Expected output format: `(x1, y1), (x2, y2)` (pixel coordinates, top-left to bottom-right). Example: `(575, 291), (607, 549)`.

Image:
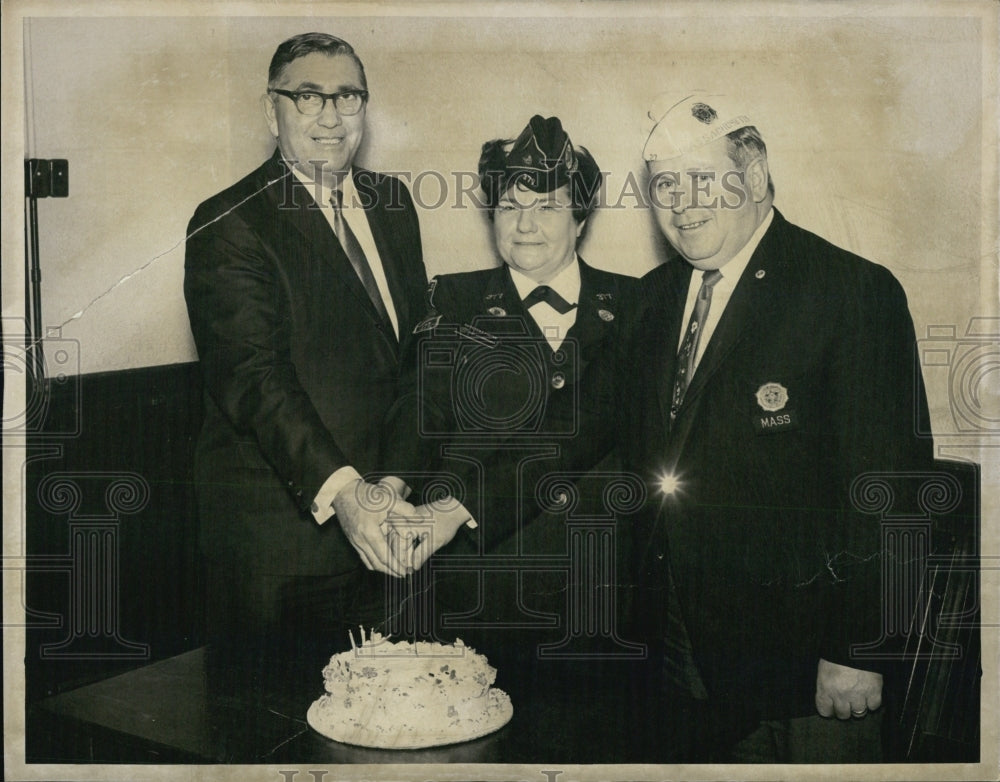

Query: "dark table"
(28, 645), (669, 764)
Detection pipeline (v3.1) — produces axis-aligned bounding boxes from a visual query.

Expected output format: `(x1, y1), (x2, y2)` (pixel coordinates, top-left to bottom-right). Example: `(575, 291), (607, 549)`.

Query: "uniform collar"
(507, 257), (582, 305)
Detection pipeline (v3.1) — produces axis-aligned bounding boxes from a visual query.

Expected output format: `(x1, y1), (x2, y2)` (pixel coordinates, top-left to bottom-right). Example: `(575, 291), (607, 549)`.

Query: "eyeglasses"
(268, 88), (369, 117)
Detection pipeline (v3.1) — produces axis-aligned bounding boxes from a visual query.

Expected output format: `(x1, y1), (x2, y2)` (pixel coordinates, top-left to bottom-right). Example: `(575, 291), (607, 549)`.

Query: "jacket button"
(551, 372), (566, 390)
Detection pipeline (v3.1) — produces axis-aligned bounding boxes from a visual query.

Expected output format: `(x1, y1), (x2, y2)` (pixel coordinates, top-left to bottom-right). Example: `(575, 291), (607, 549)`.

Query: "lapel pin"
(755, 269), (766, 279)
(487, 306), (507, 317)
(597, 309), (615, 322)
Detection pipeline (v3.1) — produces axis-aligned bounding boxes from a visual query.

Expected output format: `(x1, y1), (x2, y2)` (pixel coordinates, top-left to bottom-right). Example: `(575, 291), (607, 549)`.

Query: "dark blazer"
(447, 210), (933, 731)
(620, 209), (934, 729)
(383, 257), (638, 536)
(382, 258), (640, 673)
(184, 150), (427, 576)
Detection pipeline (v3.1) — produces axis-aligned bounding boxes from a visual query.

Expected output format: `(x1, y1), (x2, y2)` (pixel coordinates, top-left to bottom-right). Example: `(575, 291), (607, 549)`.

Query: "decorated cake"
(306, 629), (513, 748)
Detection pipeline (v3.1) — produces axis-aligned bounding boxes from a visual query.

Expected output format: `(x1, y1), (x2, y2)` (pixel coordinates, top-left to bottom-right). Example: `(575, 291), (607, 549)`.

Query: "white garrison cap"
(642, 92), (753, 161)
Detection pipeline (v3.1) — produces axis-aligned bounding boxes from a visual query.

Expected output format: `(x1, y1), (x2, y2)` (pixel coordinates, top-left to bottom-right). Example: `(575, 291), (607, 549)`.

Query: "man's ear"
(261, 92), (279, 138)
(745, 156), (769, 203)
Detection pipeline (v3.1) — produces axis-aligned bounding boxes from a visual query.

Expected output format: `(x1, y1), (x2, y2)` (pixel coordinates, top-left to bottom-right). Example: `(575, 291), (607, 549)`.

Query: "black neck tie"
(330, 190), (390, 327)
(671, 269), (723, 417)
(522, 285), (577, 315)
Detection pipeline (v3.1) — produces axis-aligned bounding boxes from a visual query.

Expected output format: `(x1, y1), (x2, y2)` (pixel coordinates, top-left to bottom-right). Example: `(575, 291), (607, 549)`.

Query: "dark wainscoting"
(24, 362), (206, 703)
(18, 361), (981, 763)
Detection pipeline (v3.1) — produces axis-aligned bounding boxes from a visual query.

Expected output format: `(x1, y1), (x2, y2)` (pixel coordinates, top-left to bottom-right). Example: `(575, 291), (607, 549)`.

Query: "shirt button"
(551, 372), (566, 390)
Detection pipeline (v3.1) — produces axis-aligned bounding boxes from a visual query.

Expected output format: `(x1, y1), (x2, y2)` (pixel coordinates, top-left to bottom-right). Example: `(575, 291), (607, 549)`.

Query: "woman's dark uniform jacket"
(434, 209), (935, 739)
(184, 150), (427, 578)
(382, 258), (639, 636)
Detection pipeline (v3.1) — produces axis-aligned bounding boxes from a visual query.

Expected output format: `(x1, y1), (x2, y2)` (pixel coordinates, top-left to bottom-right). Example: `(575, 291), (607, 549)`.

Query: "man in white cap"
(628, 92), (934, 760)
(393, 93), (934, 762)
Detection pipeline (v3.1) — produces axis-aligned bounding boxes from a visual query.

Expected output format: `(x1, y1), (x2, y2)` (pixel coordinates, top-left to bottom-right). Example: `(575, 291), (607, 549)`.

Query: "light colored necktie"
(671, 269), (723, 417)
(330, 190), (390, 327)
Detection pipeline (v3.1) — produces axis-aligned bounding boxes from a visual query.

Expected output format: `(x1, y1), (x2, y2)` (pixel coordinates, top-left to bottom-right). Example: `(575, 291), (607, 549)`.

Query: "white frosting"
(307, 631), (513, 747)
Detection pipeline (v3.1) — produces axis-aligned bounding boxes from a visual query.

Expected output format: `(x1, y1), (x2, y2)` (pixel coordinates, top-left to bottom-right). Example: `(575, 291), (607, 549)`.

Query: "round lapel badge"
(598, 309), (614, 322)
(487, 306), (507, 317)
(755, 382), (788, 412)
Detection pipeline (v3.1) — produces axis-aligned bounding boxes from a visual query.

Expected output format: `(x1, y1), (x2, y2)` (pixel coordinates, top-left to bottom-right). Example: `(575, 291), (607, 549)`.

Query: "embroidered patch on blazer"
(752, 409), (799, 434)
(755, 382), (788, 412)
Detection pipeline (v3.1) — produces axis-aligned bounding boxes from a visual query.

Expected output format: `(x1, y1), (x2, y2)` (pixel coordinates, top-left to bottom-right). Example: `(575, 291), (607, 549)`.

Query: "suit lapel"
(568, 259), (626, 376)
(262, 158), (396, 345)
(650, 260), (694, 430)
(477, 266), (548, 339)
(680, 218), (785, 406)
(567, 260), (603, 354)
(356, 169), (411, 338)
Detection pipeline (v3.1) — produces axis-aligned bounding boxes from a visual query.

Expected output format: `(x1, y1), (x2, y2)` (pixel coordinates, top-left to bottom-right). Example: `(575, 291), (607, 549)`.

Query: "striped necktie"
(671, 269), (723, 418)
(330, 190), (390, 328)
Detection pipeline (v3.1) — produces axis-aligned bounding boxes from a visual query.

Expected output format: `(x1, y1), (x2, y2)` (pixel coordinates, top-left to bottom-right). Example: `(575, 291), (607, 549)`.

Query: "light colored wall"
(14, 10), (997, 451)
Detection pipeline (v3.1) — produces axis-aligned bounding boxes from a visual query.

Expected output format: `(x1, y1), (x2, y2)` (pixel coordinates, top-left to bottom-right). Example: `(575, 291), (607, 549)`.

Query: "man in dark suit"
(624, 92), (937, 761)
(400, 95), (933, 762)
(183, 33), (426, 670)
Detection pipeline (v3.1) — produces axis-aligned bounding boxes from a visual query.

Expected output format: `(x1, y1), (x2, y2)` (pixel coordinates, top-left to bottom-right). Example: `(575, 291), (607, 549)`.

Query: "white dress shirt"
(676, 209), (774, 371)
(508, 258), (582, 351)
(290, 166), (400, 338)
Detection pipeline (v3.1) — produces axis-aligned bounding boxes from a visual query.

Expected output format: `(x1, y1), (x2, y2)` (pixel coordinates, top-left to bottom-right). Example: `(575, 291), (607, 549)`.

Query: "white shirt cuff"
(311, 465), (363, 524)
